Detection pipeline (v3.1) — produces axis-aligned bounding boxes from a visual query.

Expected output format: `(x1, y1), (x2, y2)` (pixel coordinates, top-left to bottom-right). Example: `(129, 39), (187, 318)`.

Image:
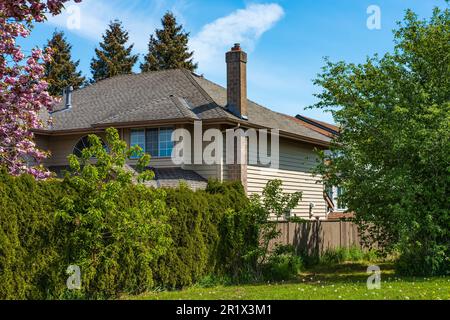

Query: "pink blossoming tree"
(0, 0), (81, 179)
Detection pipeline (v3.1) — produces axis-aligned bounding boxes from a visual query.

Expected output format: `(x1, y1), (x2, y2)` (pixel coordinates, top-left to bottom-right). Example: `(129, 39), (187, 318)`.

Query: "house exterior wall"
(181, 124), (224, 181)
(39, 133), (106, 166)
(38, 124), (225, 175)
(122, 126), (180, 169)
(37, 126), (327, 219)
(246, 138), (327, 220)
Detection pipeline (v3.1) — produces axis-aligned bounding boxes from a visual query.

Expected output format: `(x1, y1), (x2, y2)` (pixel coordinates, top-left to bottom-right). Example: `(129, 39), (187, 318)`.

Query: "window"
(130, 127), (173, 158)
(73, 135), (107, 157)
(326, 185), (333, 201)
(159, 127), (174, 157)
(145, 129), (158, 157)
(326, 185), (347, 212)
(334, 186), (346, 211)
(130, 129), (145, 158)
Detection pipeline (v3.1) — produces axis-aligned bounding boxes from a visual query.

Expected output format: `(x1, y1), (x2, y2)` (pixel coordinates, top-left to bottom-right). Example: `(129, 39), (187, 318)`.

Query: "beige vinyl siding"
(182, 127), (223, 180)
(43, 133), (105, 166)
(247, 138), (327, 219)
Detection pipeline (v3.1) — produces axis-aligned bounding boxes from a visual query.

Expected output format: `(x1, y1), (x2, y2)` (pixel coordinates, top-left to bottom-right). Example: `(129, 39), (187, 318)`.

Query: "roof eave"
(295, 114), (340, 135)
(202, 117), (331, 147)
(34, 117), (331, 147)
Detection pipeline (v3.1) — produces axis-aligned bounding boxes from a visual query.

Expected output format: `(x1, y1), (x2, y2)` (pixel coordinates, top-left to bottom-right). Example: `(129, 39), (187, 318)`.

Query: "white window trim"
(332, 186), (346, 212)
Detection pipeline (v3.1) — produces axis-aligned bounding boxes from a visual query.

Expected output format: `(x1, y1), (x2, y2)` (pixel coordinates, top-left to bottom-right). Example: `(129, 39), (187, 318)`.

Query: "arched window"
(73, 135), (107, 157)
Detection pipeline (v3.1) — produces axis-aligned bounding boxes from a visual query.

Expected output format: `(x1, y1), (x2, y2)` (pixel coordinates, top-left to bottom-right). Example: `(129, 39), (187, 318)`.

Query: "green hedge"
(120, 180), (256, 288)
(0, 171), (253, 299)
(0, 173), (63, 299)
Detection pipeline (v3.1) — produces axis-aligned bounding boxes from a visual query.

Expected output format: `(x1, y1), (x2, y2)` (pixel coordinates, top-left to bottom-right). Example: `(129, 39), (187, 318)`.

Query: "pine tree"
(141, 12), (197, 72)
(90, 20), (138, 82)
(44, 30), (85, 96)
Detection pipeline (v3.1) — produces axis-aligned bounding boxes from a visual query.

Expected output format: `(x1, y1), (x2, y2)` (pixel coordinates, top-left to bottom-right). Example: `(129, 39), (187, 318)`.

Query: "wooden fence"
(271, 221), (361, 255)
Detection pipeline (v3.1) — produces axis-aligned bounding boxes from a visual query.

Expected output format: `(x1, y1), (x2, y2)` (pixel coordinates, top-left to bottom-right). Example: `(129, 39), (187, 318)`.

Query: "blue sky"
(22, 0), (446, 123)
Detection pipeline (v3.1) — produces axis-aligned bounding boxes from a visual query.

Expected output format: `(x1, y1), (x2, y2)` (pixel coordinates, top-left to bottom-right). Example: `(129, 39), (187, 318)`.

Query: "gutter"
(202, 118), (331, 147)
(295, 115), (339, 136)
(33, 117), (331, 147)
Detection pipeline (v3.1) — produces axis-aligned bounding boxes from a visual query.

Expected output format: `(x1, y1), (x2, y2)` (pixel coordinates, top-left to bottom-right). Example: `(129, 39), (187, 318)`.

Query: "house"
(293, 114), (348, 218)
(34, 44), (338, 220)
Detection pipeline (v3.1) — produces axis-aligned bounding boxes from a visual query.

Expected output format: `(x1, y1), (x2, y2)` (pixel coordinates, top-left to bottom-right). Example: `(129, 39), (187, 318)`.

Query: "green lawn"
(126, 263), (450, 300)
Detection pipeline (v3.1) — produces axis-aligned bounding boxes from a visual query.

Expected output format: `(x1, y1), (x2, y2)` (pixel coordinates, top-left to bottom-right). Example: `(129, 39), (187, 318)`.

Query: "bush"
(0, 172), (63, 299)
(51, 129), (172, 299)
(196, 274), (232, 288)
(263, 245), (302, 281)
(395, 244), (449, 276)
(0, 130), (302, 298)
(244, 180), (302, 279)
(0, 166), (255, 298)
(319, 246), (378, 265)
(0, 171), (253, 298)
(149, 181), (253, 288)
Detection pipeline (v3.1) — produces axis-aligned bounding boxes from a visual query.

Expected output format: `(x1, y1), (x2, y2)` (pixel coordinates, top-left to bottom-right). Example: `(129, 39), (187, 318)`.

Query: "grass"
(125, 262), (450, 300)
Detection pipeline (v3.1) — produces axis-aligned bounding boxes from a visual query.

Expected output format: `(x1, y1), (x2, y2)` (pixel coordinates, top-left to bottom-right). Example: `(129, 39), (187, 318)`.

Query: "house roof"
(40, 69), (331, 145)
(294, 114), (339, 137)
(144, 167), (207, 190)
(192, 75), (331, 143)
(49, 165), (208, 190)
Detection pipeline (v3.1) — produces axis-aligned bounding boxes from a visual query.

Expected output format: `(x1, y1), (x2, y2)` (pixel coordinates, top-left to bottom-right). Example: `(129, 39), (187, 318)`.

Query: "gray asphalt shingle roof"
(192, 75), (331, 143)
(44, 69), (330, 143)
(50, 165), (208, 190)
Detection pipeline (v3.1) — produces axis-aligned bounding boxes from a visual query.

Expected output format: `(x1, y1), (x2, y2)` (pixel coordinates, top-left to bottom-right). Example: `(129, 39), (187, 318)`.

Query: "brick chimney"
(226, 43), (248, 119)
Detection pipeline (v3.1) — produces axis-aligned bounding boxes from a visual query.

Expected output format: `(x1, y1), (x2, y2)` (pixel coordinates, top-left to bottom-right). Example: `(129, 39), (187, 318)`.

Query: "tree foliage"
(54, 128), (170, 297)
(141, 12), (197, 72)
(0, 0), (81, 179)
(90, 20), (138, 82)
(44, 30), (85, 96)
(312, 6), (450, 275)
(246, 180), (302, 278)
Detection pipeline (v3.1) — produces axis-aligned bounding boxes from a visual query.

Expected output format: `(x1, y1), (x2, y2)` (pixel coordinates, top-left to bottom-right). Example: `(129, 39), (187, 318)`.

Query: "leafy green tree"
(90, 20), (138, 82)
(55, 128), (171, 297)
(141, 12), (197, 72)
(44, 31), (85, 96)
(246, 180), (302, 277)
(311, 7), (450, 275)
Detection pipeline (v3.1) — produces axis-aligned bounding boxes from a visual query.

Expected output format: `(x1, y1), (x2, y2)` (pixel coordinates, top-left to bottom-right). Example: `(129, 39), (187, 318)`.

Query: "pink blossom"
(1, 0), (82, 179)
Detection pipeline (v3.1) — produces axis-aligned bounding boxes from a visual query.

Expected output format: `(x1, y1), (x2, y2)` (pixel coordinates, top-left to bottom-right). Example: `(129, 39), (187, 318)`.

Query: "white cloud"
(45, 0), (173, 52)
(45, 1), (284, 74)
(190, 3), (284, 73)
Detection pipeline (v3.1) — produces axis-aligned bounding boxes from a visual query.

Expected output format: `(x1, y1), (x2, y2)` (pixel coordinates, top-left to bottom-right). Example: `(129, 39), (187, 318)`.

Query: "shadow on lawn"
(276, 262), (441, 286)
(297, 262), (394, 285)
(235, 262), (397, 288)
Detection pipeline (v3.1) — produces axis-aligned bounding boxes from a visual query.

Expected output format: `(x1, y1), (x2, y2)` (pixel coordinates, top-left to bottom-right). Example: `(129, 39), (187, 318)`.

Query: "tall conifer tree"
(90, 20), (138, 81)
(141, 12), (197, 72)
(44, 30), (85, 96)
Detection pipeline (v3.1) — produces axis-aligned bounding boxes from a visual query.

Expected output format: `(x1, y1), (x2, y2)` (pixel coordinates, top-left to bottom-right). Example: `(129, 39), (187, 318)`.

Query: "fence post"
(287, 222), (290, 245)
